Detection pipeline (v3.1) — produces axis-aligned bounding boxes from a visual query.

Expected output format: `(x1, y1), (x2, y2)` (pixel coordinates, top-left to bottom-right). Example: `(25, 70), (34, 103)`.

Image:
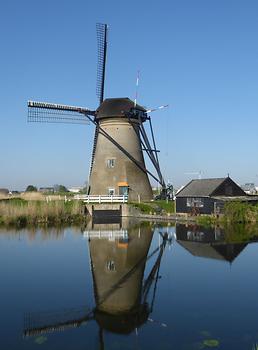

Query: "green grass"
(130, 200), (175, 215)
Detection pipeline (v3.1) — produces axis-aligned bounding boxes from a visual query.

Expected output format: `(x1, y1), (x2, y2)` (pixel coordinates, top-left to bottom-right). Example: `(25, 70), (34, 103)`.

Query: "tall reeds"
(223, 201), (258, 224)
(0, 199), (86, 227)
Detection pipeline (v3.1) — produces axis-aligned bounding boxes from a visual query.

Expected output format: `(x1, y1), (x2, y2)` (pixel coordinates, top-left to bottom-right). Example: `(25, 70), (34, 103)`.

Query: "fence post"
(99, 195), (101, 204)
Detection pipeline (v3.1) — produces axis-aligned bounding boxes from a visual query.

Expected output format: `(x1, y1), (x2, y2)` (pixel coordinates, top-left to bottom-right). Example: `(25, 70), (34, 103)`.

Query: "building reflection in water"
(87, 218), (156, 334)
(23, 218), (169, 342)
(175, 223), (248, 263)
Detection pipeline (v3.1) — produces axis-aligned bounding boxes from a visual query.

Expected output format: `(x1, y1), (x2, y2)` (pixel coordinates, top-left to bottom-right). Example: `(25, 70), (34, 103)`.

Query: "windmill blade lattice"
(24, 306), (93, 337)
(96, 23), (108, 105)
(27, 101), (94, 125)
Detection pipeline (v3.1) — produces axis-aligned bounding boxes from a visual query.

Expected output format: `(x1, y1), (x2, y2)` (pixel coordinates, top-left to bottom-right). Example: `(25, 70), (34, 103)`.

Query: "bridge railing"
(73, 194), (128, 203)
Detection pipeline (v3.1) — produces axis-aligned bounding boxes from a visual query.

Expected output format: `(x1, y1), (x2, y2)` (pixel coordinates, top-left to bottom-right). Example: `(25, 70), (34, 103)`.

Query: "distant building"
(39, 187), (54, 193)
(0, 188), (9, 195)
(68, 187), (83, 193)
(241, 183), (257, 195)
(175, 177), (247, 215)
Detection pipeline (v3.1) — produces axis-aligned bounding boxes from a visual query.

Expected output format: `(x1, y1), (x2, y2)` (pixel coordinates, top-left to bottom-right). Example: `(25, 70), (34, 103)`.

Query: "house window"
(108, 188), (115, 195)
(107, 159), (115, 168)
(186, 197), (204, 208)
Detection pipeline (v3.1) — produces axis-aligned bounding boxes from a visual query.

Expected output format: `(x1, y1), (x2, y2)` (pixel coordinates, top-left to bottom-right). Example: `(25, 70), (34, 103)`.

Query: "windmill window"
(107, 159), (115, 168)
(108, 188), (115, 195)
(106, 260), (116, 271)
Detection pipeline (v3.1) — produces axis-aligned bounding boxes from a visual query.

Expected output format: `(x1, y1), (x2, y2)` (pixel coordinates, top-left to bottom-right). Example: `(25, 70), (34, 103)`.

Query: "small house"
(175, 177), (247, 215)
(39, 187), (54, 193)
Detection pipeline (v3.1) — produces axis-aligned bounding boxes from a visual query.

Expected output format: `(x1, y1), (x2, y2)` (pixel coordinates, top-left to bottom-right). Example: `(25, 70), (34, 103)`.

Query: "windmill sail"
(27, 101), (94, 125)
(96, 23), (108, 105)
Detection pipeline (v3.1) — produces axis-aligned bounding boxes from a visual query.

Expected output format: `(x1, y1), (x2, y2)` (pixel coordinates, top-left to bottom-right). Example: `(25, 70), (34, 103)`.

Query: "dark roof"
(96, 98), (146, 120)
(177, 241), (247, 263)
(176, 178), (227, 197)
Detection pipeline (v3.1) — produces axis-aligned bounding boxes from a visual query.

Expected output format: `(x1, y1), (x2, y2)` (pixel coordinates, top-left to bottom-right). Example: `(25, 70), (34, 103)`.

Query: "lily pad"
(202, 339), (219, 348)
(34, 336), (47, 345)
(200, 330), (211, 337)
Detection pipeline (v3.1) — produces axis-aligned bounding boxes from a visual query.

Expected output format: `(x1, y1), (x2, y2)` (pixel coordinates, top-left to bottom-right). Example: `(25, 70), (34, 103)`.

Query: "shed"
(175, 177), (247, 215)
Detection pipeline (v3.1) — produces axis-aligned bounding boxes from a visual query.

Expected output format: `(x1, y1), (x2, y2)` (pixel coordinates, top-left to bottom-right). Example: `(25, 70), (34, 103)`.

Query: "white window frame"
(186, 197), (204, 208)
(106, 158), (115, 168)
(108, 188), (115, 196)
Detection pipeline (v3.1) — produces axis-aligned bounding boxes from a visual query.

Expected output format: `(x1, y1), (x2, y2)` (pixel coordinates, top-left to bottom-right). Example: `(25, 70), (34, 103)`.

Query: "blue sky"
(1, 0), (258, 190)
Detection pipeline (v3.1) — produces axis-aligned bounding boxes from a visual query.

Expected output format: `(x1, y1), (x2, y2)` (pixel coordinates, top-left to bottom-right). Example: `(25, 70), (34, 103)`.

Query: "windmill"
(27, 23), (166, 201)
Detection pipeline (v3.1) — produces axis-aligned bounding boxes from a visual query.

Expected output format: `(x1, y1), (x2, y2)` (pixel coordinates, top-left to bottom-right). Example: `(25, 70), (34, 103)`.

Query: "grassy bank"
(0, 198), (86, 227)
(131, 200), (258, 225)
(1, 198), (258, 228)
(223, 201), (258, 224)
(130, 200), (175, 215)
(194, 202), (258, 226)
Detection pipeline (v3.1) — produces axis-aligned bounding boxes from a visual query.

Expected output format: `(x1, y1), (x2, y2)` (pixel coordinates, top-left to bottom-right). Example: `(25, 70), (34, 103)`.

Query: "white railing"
(74, 194), (128, 203)
(83, 229), (128, 240)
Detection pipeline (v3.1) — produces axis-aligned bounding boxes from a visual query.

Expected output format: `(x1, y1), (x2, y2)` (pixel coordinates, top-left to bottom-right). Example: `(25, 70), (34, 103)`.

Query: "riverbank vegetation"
(0, 198), (86, 227)
(223, 201), (258, 224)
(1, 198), (258, 228)
(130, 200), (175, 215)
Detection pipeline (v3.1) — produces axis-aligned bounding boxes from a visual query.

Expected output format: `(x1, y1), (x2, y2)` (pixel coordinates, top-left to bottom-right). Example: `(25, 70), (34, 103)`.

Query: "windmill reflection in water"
(23, 221), (171, 344)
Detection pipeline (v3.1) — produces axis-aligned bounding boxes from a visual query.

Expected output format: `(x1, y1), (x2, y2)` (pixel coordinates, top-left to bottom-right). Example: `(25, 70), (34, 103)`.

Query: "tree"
(53, 184), (68, 193)
(58, 185), (68, 192)
(26, 185), (37, 192)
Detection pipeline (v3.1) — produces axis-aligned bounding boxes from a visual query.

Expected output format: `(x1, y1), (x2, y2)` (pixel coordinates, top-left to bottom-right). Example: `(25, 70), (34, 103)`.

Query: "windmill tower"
(27, 23), (166, 201)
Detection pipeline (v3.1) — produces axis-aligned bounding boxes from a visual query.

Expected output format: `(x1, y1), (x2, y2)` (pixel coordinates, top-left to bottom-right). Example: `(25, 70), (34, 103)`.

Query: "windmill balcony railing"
(73, 194), (128, 203)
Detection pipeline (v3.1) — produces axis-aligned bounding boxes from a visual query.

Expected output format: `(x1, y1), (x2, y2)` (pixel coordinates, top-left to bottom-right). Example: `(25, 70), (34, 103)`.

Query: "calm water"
(1, 219), (258, 349)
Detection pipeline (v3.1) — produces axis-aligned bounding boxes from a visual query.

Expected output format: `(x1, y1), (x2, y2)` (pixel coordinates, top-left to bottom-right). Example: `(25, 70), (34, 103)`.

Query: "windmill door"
(118, 182), (129, 196)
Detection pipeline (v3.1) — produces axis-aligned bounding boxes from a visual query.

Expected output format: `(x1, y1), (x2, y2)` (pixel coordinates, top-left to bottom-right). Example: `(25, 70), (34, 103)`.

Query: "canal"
(1, 219), (258, 349)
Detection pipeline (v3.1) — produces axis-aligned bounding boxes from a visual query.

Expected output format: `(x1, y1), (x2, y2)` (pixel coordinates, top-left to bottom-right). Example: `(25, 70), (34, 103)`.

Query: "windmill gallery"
(27, 23), (167, 203)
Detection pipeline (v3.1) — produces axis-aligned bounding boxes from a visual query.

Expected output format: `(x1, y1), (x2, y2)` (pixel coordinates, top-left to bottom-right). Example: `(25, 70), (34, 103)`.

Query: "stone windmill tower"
(28, 24), (166, 201)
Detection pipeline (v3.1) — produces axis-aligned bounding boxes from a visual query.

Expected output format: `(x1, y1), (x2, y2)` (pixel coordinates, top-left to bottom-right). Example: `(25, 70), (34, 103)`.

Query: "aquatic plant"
(252, 343), (258, 350)
(200, 330), (211, 337)
(34, 336), (47, 345)
(201, 339), (219, 348)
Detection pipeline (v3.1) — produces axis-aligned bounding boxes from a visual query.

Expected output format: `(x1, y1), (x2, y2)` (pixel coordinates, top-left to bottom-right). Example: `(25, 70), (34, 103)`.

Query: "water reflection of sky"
(1, 222), (258, 349)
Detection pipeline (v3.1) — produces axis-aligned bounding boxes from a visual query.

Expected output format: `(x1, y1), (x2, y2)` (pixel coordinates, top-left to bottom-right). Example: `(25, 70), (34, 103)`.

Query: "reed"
(0, 199), (86, 227)
(223, 201), (258, 224)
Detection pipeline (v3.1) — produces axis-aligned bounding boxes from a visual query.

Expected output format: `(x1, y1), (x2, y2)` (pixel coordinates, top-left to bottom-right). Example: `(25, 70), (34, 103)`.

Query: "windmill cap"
(96, 98), (146, 120)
